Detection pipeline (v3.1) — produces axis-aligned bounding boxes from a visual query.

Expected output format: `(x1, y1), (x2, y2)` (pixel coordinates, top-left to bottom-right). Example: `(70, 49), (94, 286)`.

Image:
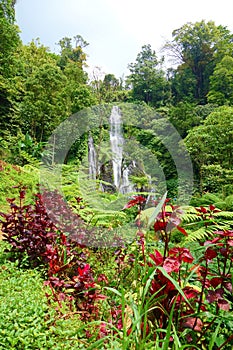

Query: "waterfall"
(87, 106), (135, 193)
(88, 134), (97, 180)
(120, 166), (133, 194)
(86, 107), (155, 198)
(109, 106), (124, 190)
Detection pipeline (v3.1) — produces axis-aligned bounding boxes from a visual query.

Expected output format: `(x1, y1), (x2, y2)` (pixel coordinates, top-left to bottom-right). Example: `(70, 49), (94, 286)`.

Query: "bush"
(190, 192), (221, 206)
(0, 161), (38, 211)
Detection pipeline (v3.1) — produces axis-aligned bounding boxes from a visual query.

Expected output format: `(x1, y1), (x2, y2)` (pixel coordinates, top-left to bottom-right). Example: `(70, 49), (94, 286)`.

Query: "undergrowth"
(0, 187), (233, 349)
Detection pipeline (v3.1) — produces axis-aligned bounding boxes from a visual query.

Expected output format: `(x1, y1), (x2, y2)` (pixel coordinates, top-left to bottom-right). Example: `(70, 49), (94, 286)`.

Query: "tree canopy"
(164, 20), (233, 103)
(127, 44), (169, 107)
(1, 10), (233, 195)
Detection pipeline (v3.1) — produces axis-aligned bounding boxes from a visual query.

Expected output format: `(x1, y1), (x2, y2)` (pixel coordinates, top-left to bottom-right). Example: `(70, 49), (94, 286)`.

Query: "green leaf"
(104, 287), (122, 297)
(157, 266), (192, 308)
(147, 191), (167, 228)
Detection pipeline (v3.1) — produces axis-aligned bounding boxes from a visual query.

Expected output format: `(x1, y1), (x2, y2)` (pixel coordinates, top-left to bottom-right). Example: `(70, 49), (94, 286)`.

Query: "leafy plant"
(181, 205), (233, 245)
(0, 188), (106, 321)
(119, 195), (233, 348)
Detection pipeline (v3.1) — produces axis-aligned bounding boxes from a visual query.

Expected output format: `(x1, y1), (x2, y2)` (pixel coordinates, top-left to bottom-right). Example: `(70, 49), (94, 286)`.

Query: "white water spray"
(88, 134), (97, 180)
(109, 106), (124, 190)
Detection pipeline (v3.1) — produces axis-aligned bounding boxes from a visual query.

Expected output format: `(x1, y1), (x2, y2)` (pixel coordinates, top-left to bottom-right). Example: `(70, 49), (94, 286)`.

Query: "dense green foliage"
(0, 242), (86, 349)
(1, 191), (233, 349)
(0, 5), (233, 346)
(0, 2), (232, 194)
(185, 106), (233, 193)
(127, 44), (169, 107)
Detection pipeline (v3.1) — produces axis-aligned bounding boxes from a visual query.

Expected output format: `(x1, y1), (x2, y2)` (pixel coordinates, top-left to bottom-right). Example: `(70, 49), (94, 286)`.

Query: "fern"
(183, 222), (231, 245)
(181, 206), (233, 245)
(213, 211), (233, 219)
(180, 206), (202, 224)
(61, 167), (130, 227)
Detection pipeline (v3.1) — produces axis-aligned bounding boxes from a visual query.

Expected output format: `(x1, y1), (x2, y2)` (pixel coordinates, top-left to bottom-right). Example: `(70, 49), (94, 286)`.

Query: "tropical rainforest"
(0, 0), (233, 349)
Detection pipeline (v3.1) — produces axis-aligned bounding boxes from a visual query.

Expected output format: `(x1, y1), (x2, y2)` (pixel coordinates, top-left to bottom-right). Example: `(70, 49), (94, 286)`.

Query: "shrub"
(0, 188), (106, 321)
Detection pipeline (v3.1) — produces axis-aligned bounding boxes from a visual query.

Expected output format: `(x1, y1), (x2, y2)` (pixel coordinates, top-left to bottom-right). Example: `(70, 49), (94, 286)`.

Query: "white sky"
(15, 0), (233, 79)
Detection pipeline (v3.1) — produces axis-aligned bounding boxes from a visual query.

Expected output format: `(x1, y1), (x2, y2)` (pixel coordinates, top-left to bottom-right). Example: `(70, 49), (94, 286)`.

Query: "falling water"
(120, 166), (133, 194)
(109, 106), (124, 189)
(88, 134), (97, 180)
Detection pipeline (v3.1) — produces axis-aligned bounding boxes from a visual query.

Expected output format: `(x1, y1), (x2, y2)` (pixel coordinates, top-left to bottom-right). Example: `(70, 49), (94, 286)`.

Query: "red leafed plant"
(123, 195), (146, 210)
(0, 187), (106, 320)
(124, 195), (233, 346)
(147, 247), (200, 335)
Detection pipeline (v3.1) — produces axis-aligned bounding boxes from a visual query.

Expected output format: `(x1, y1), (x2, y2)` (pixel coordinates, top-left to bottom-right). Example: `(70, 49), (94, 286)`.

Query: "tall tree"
(19, 62), (69, 142)
(0, 0), (21, 136)
(96, 74), (128, 102)
(57, 35), (89, 71)
(127, 44), (169, 107)
(185, 106), (233, 191)
(164, 20), (233, 103)
(208, 55), (233, 105)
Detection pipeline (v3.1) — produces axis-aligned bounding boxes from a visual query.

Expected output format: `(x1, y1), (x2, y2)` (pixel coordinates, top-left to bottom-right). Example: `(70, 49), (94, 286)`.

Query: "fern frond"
(180, 205), (233, 245)
(183, 222), (232, 245)
(183, 227), (210, 244)
(213, 211), (233, 220)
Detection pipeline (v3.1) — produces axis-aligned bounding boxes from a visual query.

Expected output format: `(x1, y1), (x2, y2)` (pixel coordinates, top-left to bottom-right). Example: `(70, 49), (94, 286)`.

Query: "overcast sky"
(15, 0), (233, 79)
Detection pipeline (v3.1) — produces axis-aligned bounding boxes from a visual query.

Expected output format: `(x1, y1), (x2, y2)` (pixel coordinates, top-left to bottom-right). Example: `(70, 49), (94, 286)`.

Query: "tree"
(0, 0), (20, 64)
(0, 0), (21, 136)
(62, 58), (97, 114)
(97, 74), (129, 102)
(56, 35), (96, 112)
(0, 0), (16, 23)
(208, 55), (233, 105)
(164, 20), (233, 103)
(19, 62), (69, 142)
(57, 35), (89, 70)
(168, 102), (216, 138)
(185, 106), (233, 191)
(127, 44), (169, 107)
(12, 38), (95, 141)
(168, 66), (196, 103)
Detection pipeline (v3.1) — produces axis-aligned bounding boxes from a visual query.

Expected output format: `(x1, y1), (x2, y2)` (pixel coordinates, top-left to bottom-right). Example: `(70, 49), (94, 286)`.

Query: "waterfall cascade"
(88, 106), (135, 193)
(88, 134), (97, 180)
(109, 106), (124, 190)
(120, 166), (133, 194)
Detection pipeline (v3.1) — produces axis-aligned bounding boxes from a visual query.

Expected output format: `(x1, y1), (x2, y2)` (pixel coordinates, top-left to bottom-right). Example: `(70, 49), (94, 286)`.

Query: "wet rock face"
(99, 160), (116, 193)
(98, 158), (150, 195)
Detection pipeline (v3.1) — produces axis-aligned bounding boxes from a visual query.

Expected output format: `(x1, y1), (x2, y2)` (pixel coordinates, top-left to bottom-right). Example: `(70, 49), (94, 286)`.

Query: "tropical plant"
(127, 44), (169, 107)
(164, 20), (233, 103)
(0, 188), (106, 320)
(120, 195), (233, 348)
